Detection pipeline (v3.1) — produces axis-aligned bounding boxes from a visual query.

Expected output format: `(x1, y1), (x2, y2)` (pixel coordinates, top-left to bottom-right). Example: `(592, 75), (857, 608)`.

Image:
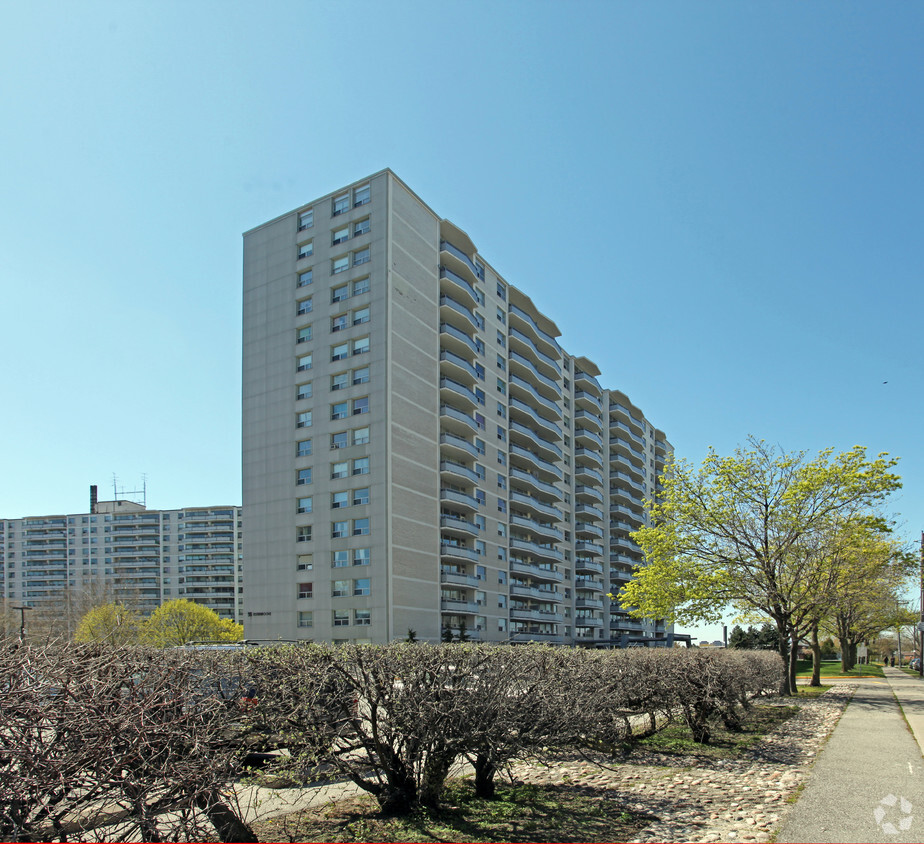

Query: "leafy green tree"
(727, 625), (755, 649)
(74, 602), (142, 645)
(142, 599), (242, 647)
(622, 438), (901, 695)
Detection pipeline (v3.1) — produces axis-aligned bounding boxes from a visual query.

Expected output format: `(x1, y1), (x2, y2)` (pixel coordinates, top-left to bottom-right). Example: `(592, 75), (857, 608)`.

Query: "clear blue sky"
(2, 1), (922, 641)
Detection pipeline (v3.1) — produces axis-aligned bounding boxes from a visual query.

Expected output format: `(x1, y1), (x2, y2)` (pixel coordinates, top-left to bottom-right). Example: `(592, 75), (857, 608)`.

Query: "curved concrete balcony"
(575, 576), (605, 592)
(510, 631), (564, 644)
(510, 538), (563, 563)
(574, 389), (603, 412)
(575, 484), (604, 504)
(574, 408), (604, 431)
(575, 464), (604, 486)
(440, 598), (480, 615)
(440, 543), (481, 563)
(439, 293), (480, 333)
(575, 502), (604, 521)
(439, 349), (479, 383)
(575, 427), (604, 450)
(611, 420), (645, 449)
(509, 443), (562, 482)
(611, 552), (641, 568)
(575, 521), (604, 540)
(575, 447), (604, 469)
(439, 254), (480, 303)
(439, 322), (479, 357)
(509, 490), (562, 521)
(441, 569), (482, 588)
(508, 350), (560, 399)
(509, 374), (562, 419)
(574, 369), (602, 395)
(439, 487), (481, 511)
(609, 402), (646, 436)
(509, 397), (562, 439)
(576, 597), (604, 610)
(510, 583), (563, 602)
(575, 615), (604, 628)
(440, 432), (480, 461)
(439, 514), (481, 537)
(610, 534), (642, 554)
(610, 469), (645, 494)
(439, 404), (479, 435)
(575, 539), (604, 557)
(575, 557), (604, 575)
(510, 559), (564, 582)
(510, 607), (564, 623)
(611, 437), (646, 466)
(610, 503), (644, 524)
(655, 438), (669, 456)
(509, 467), (561, 500)
(440, 240), (484, 279)
(440, 376), (480, 410)
(509, 328), (560, 379)
(510, 514), (563, 542)
(610, 486), (645, 508)
(509, 421), (562, 462)
(509, 304), (561, 360)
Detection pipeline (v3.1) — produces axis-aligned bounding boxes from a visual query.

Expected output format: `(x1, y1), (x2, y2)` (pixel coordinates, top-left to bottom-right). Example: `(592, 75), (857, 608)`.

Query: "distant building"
(242, 169), (672, 645)
(0, 486), (243, 625)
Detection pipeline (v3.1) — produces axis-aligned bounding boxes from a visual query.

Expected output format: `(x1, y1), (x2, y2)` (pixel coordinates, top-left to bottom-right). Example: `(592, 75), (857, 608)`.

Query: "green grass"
(900, 667), (924, 679)
(251, 779), (657, 843)
(795, 660), (884, 678)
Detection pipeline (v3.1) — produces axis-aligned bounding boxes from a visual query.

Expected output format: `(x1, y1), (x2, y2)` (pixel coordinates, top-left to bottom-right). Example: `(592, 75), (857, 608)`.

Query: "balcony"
(440, 459), (481, 485)
(575, 427), (604, 450)
(611, 552), (640, 567)
(575, 615), (604, 628)
(508, 350), (560, 397)
(509, 467), (561, 499)
(440, 241), (483, 283)
(510, 538), (563, 563)
(610, 469), (645, 494)
(508, 328), (560, 378)
(611, 420), (645, 448)
(509, 397), (562, 439)
(510, 514), (563, 542)
(509, 421), (562, 460)
(575, 558), (604, 575)
(509, 443), (562, 481)
(438, 260), (479, 305)
(575, 465), (604, 485)
(439, 322), (479, 357)
(439, 293), (480, 332)
(610, 486), (644, 508)
(510, 583), (563, 602)
(609, 403), (646, 436)
(509, 374), (561, 418)
(575, 539), (603, 557)
(575, 502), (604, 521)
(440, 376), (480, 410)
(440, 349), (479, 382)
(575, 576), (605, 591)
(509, 490), (562, 521)
(611, 437), (646, 464)
(439, 404), (479, 435)
(440, 598), (481, 614)
(510, 607), (564, 623)
(508, 304), (560, 359)
(439, 514), (481, 537)
(440, 542), (481, 563)
(574, 408), (604, 431)
(440, 432), (479, 461)
(610, 504), (643, 523)
(575, 522), (604, 540)
(510, 631), (564, 644)
(510, 560), (563, 582)
(575, 484), (604, 504)
(574, 369), (602, 394)
(574, 389), (603, 411)
(440, 488), (481, 511)
(575, 447), (603, 469)
(441, 569), (481, 588)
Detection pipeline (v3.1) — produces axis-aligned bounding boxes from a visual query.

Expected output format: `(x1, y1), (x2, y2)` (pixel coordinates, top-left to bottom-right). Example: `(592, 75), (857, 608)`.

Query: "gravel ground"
(512, 684), (856, 843)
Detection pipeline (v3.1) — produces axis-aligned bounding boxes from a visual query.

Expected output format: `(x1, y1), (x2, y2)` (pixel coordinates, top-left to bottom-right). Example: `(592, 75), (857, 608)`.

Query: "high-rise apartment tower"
(243, 170), (671, 644)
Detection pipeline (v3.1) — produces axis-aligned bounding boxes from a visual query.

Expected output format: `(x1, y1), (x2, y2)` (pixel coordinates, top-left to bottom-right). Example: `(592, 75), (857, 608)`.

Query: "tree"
(622, 438), (901, 695)
(406, 628), (418, 643)
(441, 625), (455, 643)
(74, 602), (142, 645)
(456, 620), (470, 642)
(142, 599), (243, 647)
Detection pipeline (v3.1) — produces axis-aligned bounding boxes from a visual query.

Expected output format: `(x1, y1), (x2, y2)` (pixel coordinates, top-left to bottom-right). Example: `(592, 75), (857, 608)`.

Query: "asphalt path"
(777, 667), (924, 843)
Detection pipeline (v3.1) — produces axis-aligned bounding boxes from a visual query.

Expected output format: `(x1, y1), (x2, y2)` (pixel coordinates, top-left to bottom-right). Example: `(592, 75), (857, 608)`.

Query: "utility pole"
(11, 605), (33, 643)
(919, 531), (924, 677)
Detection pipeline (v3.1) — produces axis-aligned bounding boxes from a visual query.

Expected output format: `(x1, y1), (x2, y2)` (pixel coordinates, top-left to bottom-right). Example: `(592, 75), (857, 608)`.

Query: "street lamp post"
(11, 605), (33, 643)
(919, 532), (924, 678)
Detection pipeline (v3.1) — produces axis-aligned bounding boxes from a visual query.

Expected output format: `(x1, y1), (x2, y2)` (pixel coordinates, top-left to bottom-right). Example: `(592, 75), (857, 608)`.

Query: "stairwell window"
(352, 426), (370, 445)
(296, 439), (312, 457)
(353, 578), (371, 596)
(296, 468), (312, 486)
(297, 411), (312, 429)
(352, 336), (369, 356)
(353, 518), (370, 536)
(297, 497), (313, 514)
(331, 313), (348, 332)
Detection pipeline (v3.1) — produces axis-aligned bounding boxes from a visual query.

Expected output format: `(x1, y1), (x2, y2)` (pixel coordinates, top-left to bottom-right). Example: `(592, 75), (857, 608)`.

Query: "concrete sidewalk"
(776, 667), (924, 843)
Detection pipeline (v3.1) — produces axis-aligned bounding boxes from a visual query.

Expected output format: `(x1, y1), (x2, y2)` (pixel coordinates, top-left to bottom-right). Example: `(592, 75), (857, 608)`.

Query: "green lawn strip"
(794, 660), (884, 679)
(251, 702), (802, 842)
(899, 667), (924, 679)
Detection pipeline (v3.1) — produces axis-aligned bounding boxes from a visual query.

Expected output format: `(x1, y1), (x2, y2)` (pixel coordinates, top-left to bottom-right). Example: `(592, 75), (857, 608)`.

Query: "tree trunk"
(789, 635), (800, 694)
(810, 625), (822, 687)
(472, 754), (497, 799)
(777, 625), (792, 696)
(194, 793), (256, 843)
(849, 642), (858, 670)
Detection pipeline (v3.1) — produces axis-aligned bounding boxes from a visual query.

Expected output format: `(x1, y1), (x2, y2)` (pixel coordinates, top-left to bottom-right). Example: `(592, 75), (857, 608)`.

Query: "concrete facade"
(0, 500), (244, 624)
(242, 170), (671, 645)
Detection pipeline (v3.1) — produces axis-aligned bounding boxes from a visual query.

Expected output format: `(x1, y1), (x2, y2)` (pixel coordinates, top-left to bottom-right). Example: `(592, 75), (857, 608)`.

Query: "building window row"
(331, 488), (370, 509)
(331, 277), (370, 303)
(331, 247), (370, 276)
(332, 548), (371, 567)
(332, 577), (371, 597)
(331, 366), (370, 391)
(331, 518), (370, 538)
(331, 396), (369, 420)
(332, 184), (370, 217)
(332, 306), (370, 332)
(331, 336), (369, 361)
(332, 218), (370, 245)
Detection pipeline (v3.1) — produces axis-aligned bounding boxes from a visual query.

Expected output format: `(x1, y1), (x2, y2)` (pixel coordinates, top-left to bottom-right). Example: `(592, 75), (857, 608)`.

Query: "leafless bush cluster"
(0, 642), (255, 842)
(243, 643), (783, 815)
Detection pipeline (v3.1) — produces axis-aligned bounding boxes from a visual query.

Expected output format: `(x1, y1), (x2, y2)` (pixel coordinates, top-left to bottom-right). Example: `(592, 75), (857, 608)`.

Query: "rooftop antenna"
(111, 473), (148, 507)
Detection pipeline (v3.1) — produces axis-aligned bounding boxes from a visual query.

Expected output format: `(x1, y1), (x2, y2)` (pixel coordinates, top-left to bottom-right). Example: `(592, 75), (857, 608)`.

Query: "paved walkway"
(776, 667), (924, 843)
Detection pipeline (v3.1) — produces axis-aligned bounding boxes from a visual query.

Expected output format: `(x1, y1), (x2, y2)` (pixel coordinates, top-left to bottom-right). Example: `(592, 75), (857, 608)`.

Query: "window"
(298, 209), (313, 231)
(298, 269), (313, 287)
(475, 540), (486, 557)
(475, 463), (486, 480)
(333, 610), (349, 626)
(497, 499), (507, 513)
(297, 468), (312, 485)
(353, 184), (371, 206)
(332, 193), (350, 216)
(332, 225), (350, 245)
(352, 336), (369, 355)
(332, 492), (349, 509)
(353, 548), (370, 566)
(475, 413), (486, 430)
(475, 388), (486, 405)
(298, 582), (313, 599)
(332, 256), (349, 275)
(332, 550), (349, 568)
(353, 247), (370, 266)
(353, 487), (370, 506)
(476, 363), (485, 380)
(331, 432), (348, 450)
(496, 378), (505, 394)
(496, 354), (505, 371)
(497, 425), (506, 441)
(298, 241), (313, 260)
(352, 306), (370, 325)
(353, 577), (371, 596)
(332, 580), (350, 597)
(332, 343), (349, 362)
(352, 366), (369, 385)
(475, 438), (486, 455)
(296, 526), (312, 543)
(353, 218), (370, 236)
(353, 426), (370, 445)
(297, 382), (312, 400)
(497, 475), (507, 490)
(497, 522), (506, 537)
(352, 277), (370, 295)
(331, 401), (348, 420)
(297, 411), (312, 428)
(297, 326), (312, 343)
(331, 372), (348, 391)
(332, 520), (348, 538)
(297, 354), (312, 372)
(297, 497), (313, 514)
(298, 610), (313, 628)
(332, 284), (349, 304)
(354, 609), (371, 626)
(331, 461), (349, 479)
(352, 456), (369, 475)
(296, 439), (312, 457)
(497, 450), (506, 466)
(331, 313), (348, 332)
(297, 298), (312, 315)
(496, 330), (506, 348)
(496, 307), (506, 324)
(297, 553), (313, 571)
(352, 397), (369, 415)
(353, 518), (370, 536)
(496, 280), (506, 300)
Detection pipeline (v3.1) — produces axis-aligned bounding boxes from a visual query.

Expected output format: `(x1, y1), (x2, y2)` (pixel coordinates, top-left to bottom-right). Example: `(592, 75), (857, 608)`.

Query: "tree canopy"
(74, 602), (142, 646)
(621, 438), (902, 694)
